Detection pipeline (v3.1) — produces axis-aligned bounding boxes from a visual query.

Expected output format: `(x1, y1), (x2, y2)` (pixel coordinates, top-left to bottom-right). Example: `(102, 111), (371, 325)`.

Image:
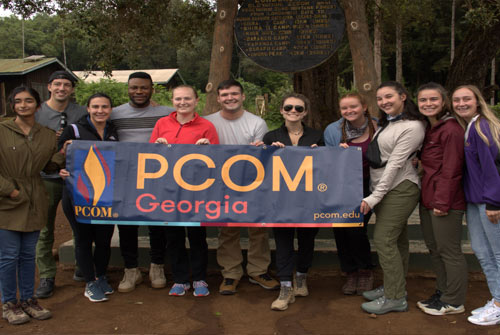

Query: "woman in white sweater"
(360, 81), (426, 315)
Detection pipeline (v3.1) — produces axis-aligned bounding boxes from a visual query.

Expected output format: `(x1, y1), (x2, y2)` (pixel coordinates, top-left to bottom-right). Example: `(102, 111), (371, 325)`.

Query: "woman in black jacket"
(59, 93), (118, 303)
(260, 93), (323, 311)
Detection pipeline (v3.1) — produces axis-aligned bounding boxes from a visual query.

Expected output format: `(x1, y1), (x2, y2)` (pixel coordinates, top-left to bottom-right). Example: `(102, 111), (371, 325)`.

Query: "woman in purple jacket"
(416, 83), (467, 316)
(452, 85), (500, 326)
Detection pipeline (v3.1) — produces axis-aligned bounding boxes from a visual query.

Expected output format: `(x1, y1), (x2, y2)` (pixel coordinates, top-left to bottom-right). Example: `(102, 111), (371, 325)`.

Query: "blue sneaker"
(84, 281), (108, 302)
(96, 276), (114, 295)
(193, 280), (210, 297)
(169, 283), (190, 296)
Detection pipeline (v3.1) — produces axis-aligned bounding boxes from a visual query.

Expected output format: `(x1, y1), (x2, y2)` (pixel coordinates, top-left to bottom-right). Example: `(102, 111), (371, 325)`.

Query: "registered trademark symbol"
(317, 183), (327, 192)
(113, 212), (119, 218)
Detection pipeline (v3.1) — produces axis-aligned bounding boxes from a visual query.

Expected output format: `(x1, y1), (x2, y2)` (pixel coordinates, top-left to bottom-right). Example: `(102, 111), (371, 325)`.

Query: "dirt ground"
(0, 208), (497, 335)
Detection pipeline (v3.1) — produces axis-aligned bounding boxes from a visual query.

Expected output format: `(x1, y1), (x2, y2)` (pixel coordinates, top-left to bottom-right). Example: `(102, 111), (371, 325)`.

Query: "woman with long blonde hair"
(452, 85), (500, 326)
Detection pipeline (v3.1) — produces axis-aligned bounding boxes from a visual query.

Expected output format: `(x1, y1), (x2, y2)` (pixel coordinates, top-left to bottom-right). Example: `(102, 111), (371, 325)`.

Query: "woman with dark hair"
(324, 92), (376, 295)
(452, 85), (500, 326)
(259, 92), (323, 311)
(360, 81), (426, 315)
(58, 93), (118, 303)
(415, 83), (467, 316)
(0, 86), (64, 324)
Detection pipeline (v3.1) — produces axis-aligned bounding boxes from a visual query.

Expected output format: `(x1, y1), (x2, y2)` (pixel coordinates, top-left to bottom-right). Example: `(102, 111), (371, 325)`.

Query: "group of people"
(0, 70), (499, 328)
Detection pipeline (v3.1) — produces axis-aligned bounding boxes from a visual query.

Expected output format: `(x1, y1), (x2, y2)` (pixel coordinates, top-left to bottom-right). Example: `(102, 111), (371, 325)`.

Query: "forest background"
(0, 0), (499, 129)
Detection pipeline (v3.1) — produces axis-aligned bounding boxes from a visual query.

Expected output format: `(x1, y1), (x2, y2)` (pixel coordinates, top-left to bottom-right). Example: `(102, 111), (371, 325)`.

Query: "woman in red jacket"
(416, 82), (467, 316)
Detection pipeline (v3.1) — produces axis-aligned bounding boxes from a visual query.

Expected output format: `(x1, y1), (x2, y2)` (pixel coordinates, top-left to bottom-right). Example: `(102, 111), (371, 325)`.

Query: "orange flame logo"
(77, 145), (111, 206)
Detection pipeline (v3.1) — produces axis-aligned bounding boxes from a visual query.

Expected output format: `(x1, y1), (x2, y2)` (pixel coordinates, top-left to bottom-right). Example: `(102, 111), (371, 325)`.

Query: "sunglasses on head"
(283, 105), (305, 113)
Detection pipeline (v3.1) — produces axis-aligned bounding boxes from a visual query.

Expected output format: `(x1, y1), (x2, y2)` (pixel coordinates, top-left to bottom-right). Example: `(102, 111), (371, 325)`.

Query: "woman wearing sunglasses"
(259, 93), (323, 311)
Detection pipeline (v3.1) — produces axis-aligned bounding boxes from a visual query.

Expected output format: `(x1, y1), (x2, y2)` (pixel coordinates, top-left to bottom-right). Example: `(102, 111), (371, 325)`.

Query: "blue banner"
(66, 141), (363, 227)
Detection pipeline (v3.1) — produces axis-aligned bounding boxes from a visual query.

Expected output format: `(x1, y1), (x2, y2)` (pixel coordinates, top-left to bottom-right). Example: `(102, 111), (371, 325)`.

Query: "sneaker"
(271, 286), (296, 311)
(249, 273), (280, 290)
(471, 299), (494, 315)
(169, 283), (191, 296)
(219, 278), (239, 295)
(361, 296), (408, 315)
(294, 274), (309, 297)
(84, 281), (109, 302)
(342, 272), (358, 295)
(118, 268), (143, 293)
(193, 280), (210, 297)
(73, 268), (85, 282)
(417, 290), (442, 310)
(96, 276), (114, 295)
(356, 269), (374, 295)
(468, 304), (500, 326)
(420, 299), (464, 316)
(149, 263), (167, 289)
(2, 301), (30, 325)
(20, 298), (52, 320)
(362, 285), (384, 301)
(34, 278), (55, 299)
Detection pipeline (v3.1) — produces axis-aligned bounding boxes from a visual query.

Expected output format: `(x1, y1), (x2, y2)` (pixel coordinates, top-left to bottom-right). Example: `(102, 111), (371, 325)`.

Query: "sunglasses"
(283, 105), (305, 113)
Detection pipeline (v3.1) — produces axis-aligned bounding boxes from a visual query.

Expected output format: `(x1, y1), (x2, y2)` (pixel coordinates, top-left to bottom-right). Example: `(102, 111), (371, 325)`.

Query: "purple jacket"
(464, 118), (500, 210)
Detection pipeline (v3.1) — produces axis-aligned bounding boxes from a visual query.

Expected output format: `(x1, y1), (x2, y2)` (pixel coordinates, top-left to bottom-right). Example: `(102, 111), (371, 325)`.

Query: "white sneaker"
(118, 268), (143, 293)
(471, 299), (494, 315)
(149, 263), (166, 289)
(468, 304), (500, 326)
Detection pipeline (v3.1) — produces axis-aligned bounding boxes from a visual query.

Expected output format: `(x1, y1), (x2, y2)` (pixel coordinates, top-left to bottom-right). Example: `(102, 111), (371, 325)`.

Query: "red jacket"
(149, 112), (219, 144)
(420, 116), (466, 212)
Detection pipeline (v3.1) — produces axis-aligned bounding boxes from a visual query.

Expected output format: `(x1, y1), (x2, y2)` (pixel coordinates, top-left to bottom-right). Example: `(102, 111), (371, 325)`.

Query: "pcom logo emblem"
(73, 145), (115, 219)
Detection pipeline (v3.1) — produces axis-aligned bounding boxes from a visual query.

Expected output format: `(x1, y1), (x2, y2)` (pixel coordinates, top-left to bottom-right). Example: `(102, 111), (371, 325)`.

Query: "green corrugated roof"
(0, 57), (57, 74)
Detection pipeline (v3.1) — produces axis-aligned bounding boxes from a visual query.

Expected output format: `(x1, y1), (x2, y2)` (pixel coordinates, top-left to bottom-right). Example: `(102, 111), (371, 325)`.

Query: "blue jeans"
(0, 229), (40, 303)
(467, 203), (500, 302)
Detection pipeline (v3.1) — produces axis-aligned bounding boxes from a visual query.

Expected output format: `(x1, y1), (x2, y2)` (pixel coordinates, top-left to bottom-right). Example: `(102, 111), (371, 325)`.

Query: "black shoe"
(417, 290), (442, 310)
(34, 278), (55, 299)
(73, 268), (85, 282)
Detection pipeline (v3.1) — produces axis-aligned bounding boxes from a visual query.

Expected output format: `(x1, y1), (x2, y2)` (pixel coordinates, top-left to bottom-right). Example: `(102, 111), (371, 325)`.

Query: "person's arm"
(204, 123), (220, 145)
(363, 121), (425, 209)
(252, 119), (269, 143)
(324, 120), (342, 147)
(431, 123), (465, 213)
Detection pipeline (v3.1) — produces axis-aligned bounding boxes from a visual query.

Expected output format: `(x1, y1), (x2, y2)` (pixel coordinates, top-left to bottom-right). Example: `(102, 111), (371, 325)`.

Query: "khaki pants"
(420, 206), (467, 305)
(373, 180), (419, 299)
(217, 227), (271, 280)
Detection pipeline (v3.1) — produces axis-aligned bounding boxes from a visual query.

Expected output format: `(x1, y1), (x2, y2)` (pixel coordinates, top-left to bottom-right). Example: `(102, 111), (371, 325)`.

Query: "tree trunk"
(450, 0), (456, 64)
(203, 1), (238, 116)
(373, 0), (382, 85)
(293, 53), (339, 129)
(339, 0), (379, 117)
(395, 20), (403, 83)
(445, 20), (500, 92)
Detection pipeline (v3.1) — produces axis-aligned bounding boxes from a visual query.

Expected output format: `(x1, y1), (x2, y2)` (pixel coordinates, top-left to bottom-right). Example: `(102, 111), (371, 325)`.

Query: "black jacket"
(58, 115), (119, 150)
(262, 123), (324, 147)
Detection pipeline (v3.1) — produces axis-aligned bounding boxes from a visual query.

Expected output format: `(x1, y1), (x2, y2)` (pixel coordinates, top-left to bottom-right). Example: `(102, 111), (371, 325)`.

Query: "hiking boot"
(118, 268), (143, 293)
(342, 272), (358, 295)
(249, 273), (280, 290)
(362, 285), (384, 301)
(34, 278), (54, 299)
(472, 299), (495, 315)
(169, 283), (190, 296)
(271, 286), (295, 311)
(2, 301), (30, 325)
(20, 299), (52, 320)
(361, 296), (408, 315)
(356, 269), (374, 295)
(193, 280), (210, 297)
(73, 268), (85, 282)
(468, 304), (500, 326)
(219, 278), (239, 295)
(294, 274), (309, 297)
(417, 290), (442, 310)
(149, 263), (166, 289)
(420, 299), (464, 316)
(96, 276), (114, 295)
